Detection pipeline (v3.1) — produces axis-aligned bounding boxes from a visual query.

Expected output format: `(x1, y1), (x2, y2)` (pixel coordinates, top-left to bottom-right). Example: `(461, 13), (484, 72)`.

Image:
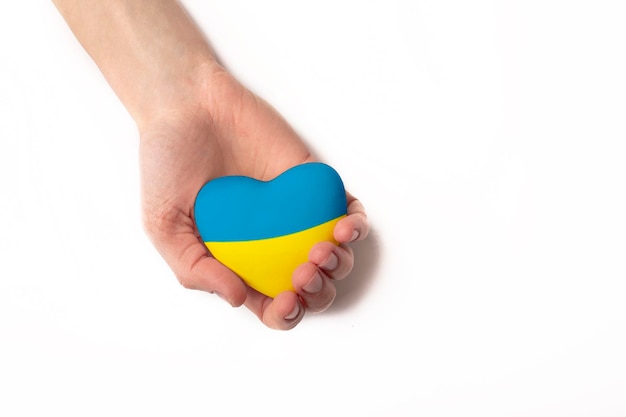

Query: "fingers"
(290, 192), (368, 314)
(244, 242), (350, 328)
(244, 287), (304, 330)
(242, 243), (349, 328)
(307, 241), (354, 281)
(290, 240), (352, 313)
(292, 261), (337, 312)
(243, 240), (354, 326)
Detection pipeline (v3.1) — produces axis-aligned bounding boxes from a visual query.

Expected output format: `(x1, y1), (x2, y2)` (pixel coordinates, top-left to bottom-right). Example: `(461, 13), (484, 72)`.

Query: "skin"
(52, 0), (370, 330)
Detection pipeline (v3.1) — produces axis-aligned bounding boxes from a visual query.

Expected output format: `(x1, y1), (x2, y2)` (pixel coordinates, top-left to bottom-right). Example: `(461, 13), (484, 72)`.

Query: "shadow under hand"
(327, 227), (381, 313)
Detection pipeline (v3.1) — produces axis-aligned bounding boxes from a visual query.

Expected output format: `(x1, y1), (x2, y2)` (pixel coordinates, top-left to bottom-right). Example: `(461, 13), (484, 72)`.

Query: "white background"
(1, 1), (625, 416)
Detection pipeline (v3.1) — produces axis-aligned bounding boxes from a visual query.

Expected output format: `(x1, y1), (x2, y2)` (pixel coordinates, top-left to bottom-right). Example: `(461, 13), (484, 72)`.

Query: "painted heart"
(194, 162), (348, 298)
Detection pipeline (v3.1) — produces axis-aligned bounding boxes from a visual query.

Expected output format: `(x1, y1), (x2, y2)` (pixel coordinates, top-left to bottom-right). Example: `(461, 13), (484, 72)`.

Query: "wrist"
(133, 52), (224, 132)
(53, 0), (225, 133)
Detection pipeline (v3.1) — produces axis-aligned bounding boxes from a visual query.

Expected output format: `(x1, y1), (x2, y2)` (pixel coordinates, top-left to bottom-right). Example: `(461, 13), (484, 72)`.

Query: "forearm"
(52, 0), (218, 129)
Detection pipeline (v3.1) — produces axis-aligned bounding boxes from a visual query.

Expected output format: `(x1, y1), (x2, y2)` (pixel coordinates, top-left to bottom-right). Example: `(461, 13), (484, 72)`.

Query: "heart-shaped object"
(194, 162), (348, 298)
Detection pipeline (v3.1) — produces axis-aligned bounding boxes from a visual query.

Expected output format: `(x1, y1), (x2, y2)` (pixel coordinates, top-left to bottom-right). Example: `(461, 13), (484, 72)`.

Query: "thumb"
(177, 243), (248, 307)
(144, 213), (248, 306)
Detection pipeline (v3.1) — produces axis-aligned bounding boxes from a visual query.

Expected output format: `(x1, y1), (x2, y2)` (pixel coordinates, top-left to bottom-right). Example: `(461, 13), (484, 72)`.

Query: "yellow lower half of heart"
(205, 215), (345, 298)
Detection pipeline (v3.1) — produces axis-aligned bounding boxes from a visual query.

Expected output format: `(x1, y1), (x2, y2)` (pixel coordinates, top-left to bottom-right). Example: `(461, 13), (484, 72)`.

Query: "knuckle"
(177, 274), (196, 290)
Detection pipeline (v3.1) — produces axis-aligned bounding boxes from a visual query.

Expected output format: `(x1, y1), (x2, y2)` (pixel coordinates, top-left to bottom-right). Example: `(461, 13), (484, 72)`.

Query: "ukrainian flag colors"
(194, 163), (348, 298)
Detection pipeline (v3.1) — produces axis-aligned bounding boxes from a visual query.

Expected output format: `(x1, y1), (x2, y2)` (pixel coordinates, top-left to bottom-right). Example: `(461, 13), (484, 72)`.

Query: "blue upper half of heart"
(194, 162), (348, 242)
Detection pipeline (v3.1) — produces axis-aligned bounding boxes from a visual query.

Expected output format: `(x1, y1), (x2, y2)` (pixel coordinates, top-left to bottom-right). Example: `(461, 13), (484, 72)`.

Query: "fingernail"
(322, 252), (338, 271)
(303, 272), (323, 294)
(284, 303), (301, 320)
(350, 230), (360, 242)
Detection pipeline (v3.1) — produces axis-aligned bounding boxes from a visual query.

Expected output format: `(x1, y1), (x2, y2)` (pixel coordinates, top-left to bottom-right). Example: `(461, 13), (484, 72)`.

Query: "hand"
(52, 0), (369, 330)
(139, 66), (369, 330)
